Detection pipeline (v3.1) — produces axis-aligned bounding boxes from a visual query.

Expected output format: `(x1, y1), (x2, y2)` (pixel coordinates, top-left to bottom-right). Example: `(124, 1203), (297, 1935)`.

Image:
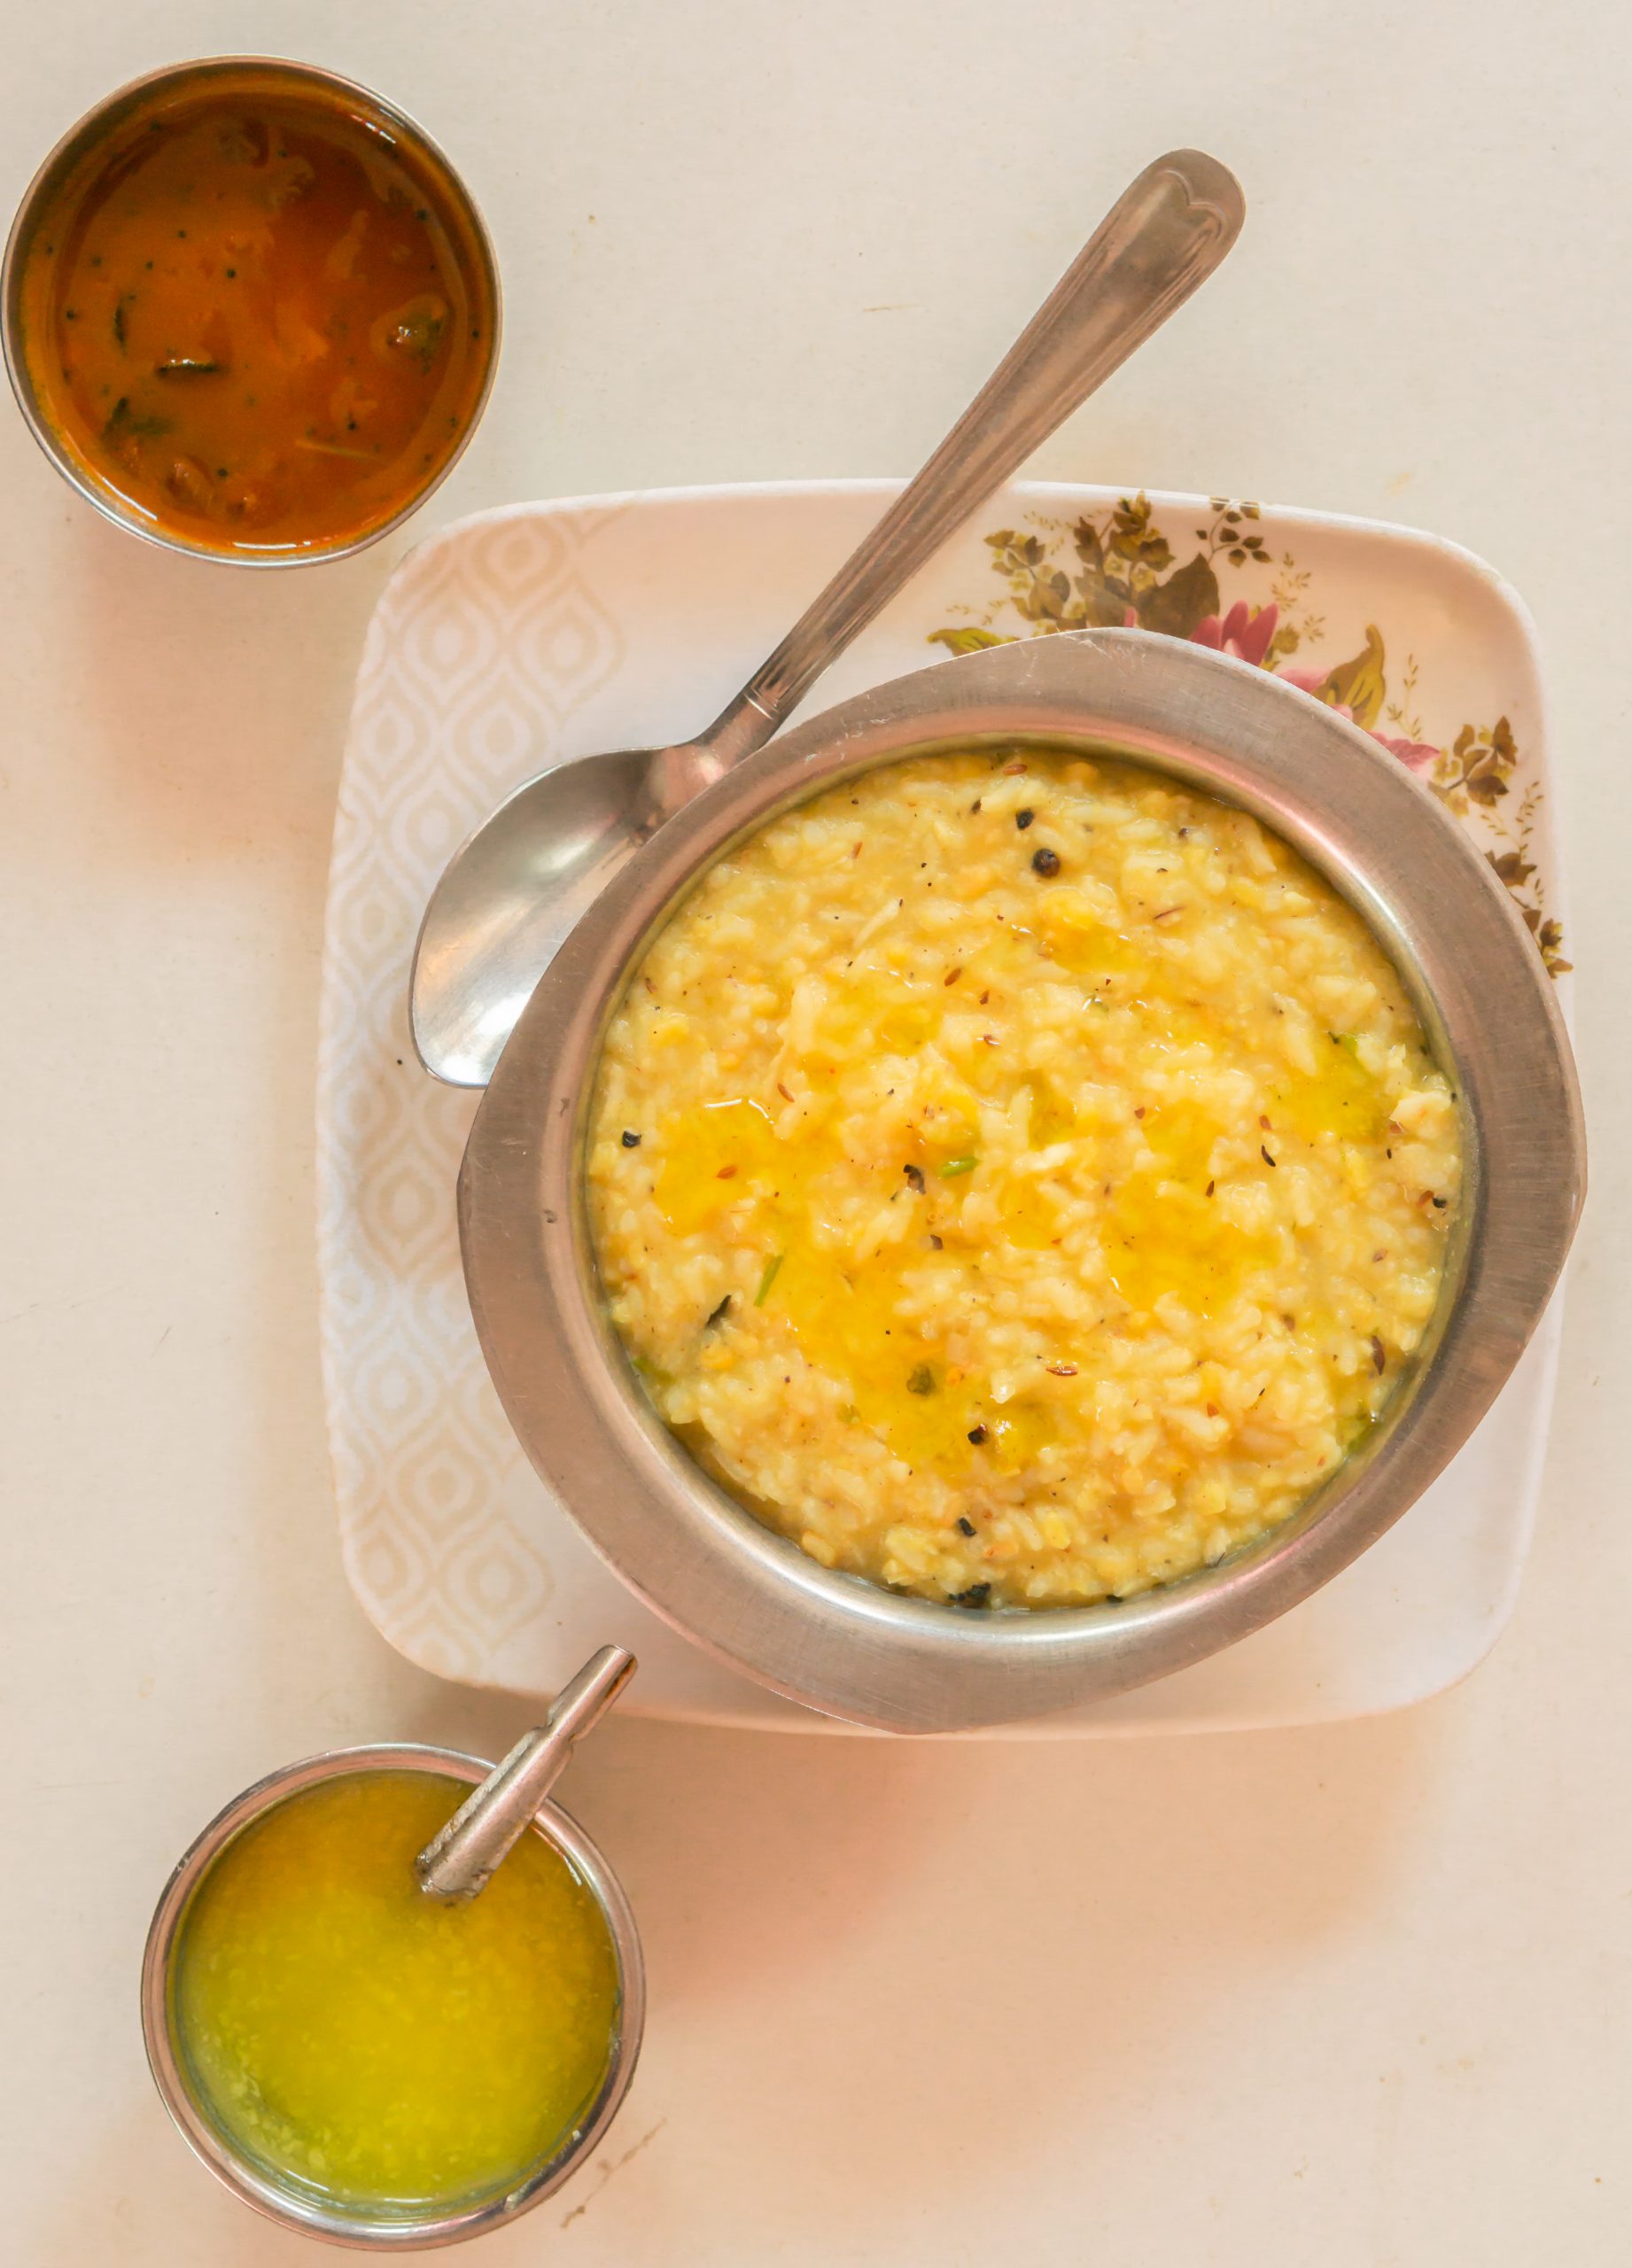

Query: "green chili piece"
(755, 1254), (784, 1305)
(102, 395), (172, 441)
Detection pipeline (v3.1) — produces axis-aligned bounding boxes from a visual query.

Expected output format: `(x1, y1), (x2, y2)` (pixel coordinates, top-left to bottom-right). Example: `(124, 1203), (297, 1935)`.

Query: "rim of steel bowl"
(1, 54), (501, 567)
(140, 1743), (644, 2248)
(456, 629), (1585, 1736)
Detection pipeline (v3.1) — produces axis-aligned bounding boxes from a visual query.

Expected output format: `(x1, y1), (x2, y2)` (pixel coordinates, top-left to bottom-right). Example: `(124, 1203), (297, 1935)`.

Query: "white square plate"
(317, 480), (1570, 1735)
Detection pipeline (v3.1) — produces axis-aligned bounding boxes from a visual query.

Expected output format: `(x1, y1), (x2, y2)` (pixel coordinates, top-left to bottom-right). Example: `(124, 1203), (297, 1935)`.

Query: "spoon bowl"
(412, 748), (675, 1089)
(411, 731), (750, 1087)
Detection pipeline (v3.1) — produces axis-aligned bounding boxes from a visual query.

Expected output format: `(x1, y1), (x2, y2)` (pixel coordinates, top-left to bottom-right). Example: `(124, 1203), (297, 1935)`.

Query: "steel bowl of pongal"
(455, 629), (1584, 1734)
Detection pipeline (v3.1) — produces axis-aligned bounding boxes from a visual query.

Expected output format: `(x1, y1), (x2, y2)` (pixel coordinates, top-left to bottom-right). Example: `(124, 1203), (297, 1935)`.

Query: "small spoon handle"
(696, 150), (1243, 771)
(415, 1646), (636, 1901)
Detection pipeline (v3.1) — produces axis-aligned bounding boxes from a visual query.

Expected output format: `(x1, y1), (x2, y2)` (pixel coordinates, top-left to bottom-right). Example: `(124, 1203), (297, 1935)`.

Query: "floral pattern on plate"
(929, 493), (1568, 973)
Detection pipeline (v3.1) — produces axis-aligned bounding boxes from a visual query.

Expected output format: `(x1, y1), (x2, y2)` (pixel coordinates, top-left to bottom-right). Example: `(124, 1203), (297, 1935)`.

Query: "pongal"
(587, 749), (1460, 1611)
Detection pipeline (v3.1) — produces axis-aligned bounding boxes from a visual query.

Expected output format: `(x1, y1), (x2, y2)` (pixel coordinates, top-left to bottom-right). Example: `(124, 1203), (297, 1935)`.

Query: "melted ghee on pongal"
(590, 750), (1459, 1610)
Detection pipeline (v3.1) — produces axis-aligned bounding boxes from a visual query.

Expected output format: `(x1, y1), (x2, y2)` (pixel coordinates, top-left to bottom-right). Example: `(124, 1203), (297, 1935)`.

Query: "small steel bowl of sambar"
(3, 55), (500, 566)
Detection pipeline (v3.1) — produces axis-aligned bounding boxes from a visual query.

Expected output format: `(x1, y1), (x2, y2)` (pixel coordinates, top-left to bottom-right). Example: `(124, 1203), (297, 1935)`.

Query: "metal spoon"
(415, 1644), (636, 1901)
(410, 150), (1245, 1088)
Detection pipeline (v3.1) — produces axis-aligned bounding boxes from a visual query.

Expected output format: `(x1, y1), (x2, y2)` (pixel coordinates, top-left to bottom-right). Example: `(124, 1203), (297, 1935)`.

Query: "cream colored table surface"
(3, 4), (1627, 2261)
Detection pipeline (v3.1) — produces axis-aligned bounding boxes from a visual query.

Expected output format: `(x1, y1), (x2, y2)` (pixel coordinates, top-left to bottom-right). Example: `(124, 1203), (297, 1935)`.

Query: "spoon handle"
(698, 150), (1243, 766)
(415, 1645), (636, 1901)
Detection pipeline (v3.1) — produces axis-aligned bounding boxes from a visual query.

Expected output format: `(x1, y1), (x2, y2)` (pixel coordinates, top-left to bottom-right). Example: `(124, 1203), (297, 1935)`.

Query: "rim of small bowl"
(140, 1742), (645, 2249)
(456, 629), (1586, 1736)
(2, 55), (502, 569)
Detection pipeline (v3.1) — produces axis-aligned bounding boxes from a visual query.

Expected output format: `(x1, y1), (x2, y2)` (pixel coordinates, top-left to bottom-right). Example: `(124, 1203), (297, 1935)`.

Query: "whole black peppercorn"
(1031, 847), (1061, 877)
(1015, 808), (1035, 830)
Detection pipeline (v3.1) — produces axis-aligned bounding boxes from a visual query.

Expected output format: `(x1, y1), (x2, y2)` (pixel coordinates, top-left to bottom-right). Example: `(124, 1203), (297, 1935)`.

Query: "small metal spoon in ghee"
(415, 1644), (636, 1899)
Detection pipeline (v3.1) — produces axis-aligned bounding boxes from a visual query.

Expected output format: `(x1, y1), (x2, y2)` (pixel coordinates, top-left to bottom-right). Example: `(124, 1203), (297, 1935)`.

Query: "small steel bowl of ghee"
(141, 1744), (644, 2249)
(2, 56), (500, 565)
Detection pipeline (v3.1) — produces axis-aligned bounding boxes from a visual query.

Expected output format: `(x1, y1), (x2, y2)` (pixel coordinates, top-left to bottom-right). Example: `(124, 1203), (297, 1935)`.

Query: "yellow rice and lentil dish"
(587, 749), (1460, 1612)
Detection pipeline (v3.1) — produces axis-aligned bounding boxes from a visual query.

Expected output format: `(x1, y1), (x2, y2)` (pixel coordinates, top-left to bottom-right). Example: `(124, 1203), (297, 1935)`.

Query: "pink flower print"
(1192, 599), (1280, 668)
(1276, 666), (1439, 773)
(1120, 584), (1444, 778)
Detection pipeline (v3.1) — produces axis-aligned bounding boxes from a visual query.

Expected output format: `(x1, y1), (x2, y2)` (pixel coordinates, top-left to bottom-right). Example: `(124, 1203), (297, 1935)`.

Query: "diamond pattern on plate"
(318, 503), (626, 1676)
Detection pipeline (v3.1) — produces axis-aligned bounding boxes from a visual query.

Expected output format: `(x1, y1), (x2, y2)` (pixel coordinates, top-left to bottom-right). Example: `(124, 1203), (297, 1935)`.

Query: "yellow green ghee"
(174, 1770), (620, 2209)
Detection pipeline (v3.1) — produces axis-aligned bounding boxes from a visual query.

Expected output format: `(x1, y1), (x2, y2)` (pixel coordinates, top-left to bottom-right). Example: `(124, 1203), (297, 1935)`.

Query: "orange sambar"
(15, 69), (496, 557)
